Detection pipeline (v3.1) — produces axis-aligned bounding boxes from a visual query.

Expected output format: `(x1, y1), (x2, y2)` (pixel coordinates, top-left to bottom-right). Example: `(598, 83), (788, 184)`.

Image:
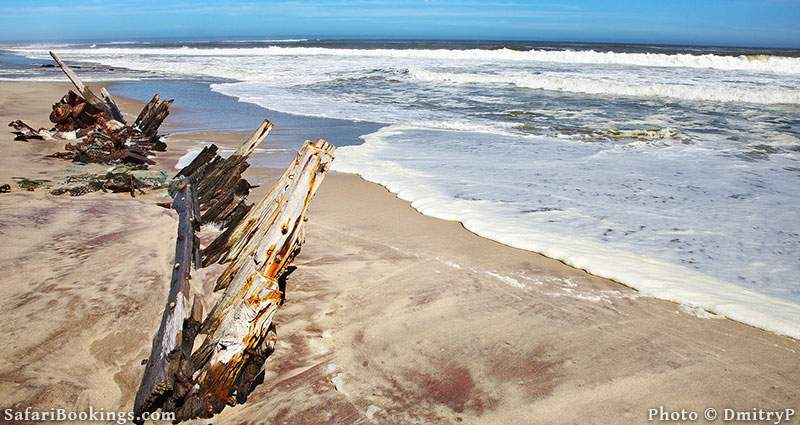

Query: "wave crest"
(408, 68), (800, 104)
(12, 45), (800, 75)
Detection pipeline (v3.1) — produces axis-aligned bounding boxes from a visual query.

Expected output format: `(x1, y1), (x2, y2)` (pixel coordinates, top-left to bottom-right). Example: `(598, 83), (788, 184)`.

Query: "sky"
(0, 0), (798, 48)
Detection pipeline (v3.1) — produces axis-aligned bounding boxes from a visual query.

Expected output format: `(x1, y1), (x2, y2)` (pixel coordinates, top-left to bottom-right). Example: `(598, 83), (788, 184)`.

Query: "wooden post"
(179, 140), (334, 420)
(134, 94), (173, 139)
(49, 51), (126, 123)
(133, 177), (200, 422)
(132, 118), (334, 422)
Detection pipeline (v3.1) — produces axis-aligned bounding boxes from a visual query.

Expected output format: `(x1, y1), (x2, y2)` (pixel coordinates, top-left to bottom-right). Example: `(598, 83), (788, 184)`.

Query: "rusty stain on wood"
(133, 121), (334, 423)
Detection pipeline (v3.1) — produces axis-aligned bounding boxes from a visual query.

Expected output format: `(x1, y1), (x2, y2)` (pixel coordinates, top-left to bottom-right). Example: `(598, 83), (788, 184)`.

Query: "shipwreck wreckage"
(8, 52), (336, 422)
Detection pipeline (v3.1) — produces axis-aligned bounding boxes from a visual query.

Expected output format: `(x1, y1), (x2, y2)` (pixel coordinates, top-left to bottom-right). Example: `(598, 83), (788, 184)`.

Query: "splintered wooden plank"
(133, 94), (173, 138)
(179, 120), (273, 226)
(233, 119), (273, 157)
(177, 140), (334, 420)
(49, 51), (126, 123)
(100, 87), (126, 124)
(201, 140), (319, 268)
(133, 177), (200, 419)
(176, 144), (219, 178)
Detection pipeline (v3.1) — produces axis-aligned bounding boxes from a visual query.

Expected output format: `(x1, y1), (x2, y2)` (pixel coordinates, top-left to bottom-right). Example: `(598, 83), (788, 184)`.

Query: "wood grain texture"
(132, 119), (334, 422)
(182, 139), (334, 420)
(132, 177), (200, 420)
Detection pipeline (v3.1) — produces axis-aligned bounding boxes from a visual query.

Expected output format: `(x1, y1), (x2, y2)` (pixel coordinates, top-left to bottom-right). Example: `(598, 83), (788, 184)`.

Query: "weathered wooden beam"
(132, 116), (334, 421)
(176, 145), (219, 178)
(172, 139), (333, 420)
(202, 140), (321, 271)
(233, 119), (273, 158)
(133, 177), (200, 422)
(177, 120), (272, 226)
(49, 51), (126, 123)
(100, 87), (126, 124)
(134, 94), (173, 139)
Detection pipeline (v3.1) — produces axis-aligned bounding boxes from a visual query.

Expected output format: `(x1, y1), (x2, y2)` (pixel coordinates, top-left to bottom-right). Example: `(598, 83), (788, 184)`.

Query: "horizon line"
(1, 35), (798, 51)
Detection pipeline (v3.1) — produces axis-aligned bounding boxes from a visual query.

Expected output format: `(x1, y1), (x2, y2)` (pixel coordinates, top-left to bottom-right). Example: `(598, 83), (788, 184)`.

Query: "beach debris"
(134, 175), (203, 423)
(8, 165), (168, 197)
(8, 51), (172, 168)
(50, 50), (125, 123)
(177, 120), (272, 230)
(49, 165), (169, 197)
(133, 120), (335, 423)
(9, 120), (66, 141)
(49, 89), (109, 132)
(13, 177), (51, 191)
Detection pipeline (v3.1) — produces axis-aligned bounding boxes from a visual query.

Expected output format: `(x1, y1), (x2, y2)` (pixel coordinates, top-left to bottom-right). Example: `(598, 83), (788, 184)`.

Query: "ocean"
(2, 39), (799, 338)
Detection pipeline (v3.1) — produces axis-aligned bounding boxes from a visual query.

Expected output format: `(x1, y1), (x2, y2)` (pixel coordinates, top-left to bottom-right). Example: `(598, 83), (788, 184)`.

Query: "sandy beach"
(1, 80), (798, 424)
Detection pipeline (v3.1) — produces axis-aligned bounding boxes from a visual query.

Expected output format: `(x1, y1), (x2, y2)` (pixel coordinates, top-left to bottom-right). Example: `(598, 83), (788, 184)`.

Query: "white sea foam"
(13, 46), (800, 74)
(218, 38), (309, 43)
(408, 68), (800, 104)
(332, 125), (800, 339)
(12, 45), (799, 107)
(485, 271), (527, 289)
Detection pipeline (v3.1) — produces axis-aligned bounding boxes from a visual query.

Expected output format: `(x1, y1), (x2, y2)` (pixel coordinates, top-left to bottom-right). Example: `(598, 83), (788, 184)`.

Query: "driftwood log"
(133, 121), (335, 423)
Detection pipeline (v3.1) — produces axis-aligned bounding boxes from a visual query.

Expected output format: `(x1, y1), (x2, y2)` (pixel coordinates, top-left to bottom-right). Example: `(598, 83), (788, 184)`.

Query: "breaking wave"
(408, 68), (800, 104)
(12, 46), (800, 75)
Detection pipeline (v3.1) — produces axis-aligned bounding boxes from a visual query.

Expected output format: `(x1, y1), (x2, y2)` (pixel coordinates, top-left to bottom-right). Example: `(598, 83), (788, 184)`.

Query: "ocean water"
(5, 39), (800, 338)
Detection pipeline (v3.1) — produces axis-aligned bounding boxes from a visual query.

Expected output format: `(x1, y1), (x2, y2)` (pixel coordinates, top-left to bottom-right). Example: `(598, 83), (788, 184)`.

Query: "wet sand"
(0, 81), (798, 424)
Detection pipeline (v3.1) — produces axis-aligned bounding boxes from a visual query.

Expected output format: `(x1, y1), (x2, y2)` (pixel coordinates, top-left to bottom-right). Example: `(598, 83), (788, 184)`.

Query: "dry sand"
(0, 81), (798, 424)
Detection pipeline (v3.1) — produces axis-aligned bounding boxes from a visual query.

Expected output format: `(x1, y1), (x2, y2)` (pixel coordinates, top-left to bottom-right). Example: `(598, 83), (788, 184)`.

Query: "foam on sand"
(332, 125), (800, 340)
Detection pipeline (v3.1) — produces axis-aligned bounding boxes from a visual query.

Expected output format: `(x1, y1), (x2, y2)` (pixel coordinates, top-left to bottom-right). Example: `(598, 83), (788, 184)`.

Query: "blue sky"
(0, 0), (798, 47)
